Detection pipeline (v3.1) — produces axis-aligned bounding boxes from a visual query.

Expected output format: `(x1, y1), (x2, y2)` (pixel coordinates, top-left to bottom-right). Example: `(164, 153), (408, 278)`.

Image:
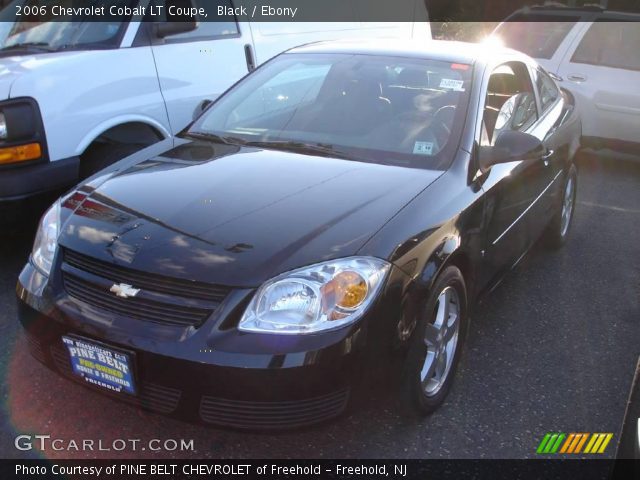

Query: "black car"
(17, 40), (581, 429)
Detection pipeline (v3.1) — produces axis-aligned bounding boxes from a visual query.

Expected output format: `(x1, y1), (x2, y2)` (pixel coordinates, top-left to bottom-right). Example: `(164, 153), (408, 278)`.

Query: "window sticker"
(413, 141), (434, 155)
(439, 78), (465, 91)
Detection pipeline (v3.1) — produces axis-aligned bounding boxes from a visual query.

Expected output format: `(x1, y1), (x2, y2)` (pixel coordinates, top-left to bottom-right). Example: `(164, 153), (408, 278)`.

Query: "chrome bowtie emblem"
(109, 283), (140, 299)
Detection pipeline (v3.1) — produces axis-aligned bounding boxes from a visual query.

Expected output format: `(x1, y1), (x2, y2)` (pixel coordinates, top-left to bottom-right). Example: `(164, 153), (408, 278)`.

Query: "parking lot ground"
(0, 151), (638, 459)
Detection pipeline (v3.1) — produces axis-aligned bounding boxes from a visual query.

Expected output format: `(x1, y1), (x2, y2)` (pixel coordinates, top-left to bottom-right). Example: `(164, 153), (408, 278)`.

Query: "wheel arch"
(395, 233), (476, 346)
(76, 116), (170, 157)
(418, 237), (474, 294)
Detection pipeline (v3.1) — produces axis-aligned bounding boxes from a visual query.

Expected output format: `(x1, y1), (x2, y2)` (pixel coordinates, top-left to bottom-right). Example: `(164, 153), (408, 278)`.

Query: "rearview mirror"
(478, 130), (544, 172)
(153, 21), (198, 39)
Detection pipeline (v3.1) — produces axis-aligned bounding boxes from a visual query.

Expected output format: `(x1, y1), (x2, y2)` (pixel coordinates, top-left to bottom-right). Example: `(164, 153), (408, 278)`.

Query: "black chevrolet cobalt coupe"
(18, 40), (581, 429)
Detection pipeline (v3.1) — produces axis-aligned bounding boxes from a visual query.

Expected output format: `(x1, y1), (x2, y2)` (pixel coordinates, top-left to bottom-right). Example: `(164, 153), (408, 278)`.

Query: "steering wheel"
(383, 110), (448, 154)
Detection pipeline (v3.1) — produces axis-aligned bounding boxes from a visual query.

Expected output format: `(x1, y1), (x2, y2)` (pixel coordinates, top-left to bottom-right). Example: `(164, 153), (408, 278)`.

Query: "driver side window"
(481, 62), (538, 146)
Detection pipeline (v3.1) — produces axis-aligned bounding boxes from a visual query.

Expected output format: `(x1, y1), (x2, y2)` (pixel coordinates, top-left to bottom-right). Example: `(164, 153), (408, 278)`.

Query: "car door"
(524, 66), (568, 233)
(477, 61), (546, 285)
(556, 18), (640, 145)
(141, 0), (252, 135)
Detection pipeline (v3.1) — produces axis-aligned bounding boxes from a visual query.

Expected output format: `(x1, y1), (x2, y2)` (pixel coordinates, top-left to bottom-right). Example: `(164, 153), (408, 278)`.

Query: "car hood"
(0, 50), (94, 99)
(58, 140), (442, 287)
(0, 55), (24, 98)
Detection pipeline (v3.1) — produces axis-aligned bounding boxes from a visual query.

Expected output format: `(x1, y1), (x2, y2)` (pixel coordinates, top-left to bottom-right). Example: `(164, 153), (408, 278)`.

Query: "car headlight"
(0, 99), (44, 165)
(31, 199), (61, 276)
(239, 257), (390, 335)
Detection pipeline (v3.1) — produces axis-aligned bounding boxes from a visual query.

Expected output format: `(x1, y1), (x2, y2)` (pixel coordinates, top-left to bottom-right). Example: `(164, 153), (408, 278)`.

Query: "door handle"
(244, 44), (256, 72)
(567, 74), (587, 83)
(542, 149), (554, 166)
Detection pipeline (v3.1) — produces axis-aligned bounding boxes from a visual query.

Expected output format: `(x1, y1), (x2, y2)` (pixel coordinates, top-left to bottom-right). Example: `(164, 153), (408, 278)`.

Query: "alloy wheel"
(420, 286), (460, 397)
(560, 174), (575, 237)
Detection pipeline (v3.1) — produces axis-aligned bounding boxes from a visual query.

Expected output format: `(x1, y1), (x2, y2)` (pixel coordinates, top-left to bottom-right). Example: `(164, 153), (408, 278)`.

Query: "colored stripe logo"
(536, 433), (613, 454)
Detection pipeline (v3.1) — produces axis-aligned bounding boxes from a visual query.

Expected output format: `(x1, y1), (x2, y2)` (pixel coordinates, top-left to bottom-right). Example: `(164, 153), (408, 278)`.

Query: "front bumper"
(1, 156), (79, 225)
(0, 156), (79, 202)
(16, 261), (404, 429)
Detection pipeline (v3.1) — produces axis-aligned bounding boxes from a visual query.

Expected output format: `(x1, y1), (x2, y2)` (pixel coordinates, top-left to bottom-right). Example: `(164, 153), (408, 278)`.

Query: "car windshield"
(188, 52), (472, 170)
(0, 0), (135, 51)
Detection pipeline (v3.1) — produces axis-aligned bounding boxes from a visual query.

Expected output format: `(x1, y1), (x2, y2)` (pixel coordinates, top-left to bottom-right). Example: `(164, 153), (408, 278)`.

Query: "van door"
(142, 0), (253, 135)
(557, 19), (640, 145)
(249, 22), (359, 66)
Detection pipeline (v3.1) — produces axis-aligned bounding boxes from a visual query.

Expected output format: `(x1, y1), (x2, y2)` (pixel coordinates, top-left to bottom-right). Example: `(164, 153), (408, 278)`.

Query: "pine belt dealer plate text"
(62, 335), (136, 395)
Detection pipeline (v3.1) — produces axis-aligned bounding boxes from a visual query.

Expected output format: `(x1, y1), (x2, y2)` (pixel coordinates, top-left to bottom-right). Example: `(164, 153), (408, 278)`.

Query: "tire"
(79, 143), (141, 180)
(400, 265), (468, 416)
(545, 163), (578, 249)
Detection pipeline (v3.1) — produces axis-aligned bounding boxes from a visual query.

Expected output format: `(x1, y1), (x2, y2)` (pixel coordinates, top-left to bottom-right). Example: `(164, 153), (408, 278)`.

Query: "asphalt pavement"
(0, 151), (638, 460)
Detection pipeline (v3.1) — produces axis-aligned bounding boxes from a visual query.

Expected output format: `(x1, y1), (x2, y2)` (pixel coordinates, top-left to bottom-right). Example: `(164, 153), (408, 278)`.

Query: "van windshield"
(189, 53), (472, 170)
(0, 0), (134, 52)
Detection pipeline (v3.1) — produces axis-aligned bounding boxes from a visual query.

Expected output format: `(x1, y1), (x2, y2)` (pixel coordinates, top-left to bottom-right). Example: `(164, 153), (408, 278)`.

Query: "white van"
(0, 0), (430, 216)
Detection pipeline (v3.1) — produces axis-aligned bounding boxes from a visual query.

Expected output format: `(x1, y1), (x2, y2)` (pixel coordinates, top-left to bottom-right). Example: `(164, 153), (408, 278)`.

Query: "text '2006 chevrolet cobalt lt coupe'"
(17, 40), (581, 429)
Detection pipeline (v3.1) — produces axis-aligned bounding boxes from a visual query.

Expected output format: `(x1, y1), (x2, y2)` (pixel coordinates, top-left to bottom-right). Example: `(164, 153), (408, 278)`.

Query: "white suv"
(493, 6), (640, 155)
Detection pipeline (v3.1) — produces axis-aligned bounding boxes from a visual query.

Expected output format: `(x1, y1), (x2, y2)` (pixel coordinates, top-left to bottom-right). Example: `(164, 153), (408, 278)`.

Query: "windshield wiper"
(0, 42), (53, 52)
(184, 131), (248, 146)
(185, 134), (358, 160)
(242, 140), (354, 159)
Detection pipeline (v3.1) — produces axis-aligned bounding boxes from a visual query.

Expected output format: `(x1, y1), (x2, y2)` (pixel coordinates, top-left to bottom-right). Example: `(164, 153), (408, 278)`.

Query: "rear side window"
(571, 21), (640, 71)
(534, 68), (560, 112)
(494, 15), (578, 59)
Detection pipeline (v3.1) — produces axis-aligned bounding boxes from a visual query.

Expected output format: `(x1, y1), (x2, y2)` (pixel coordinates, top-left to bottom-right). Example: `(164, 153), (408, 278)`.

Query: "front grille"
(199, 389), (350, 429)
(63, 273), (211, 327)
(64, 249), (228, 303)
(62, 248), (230, 328)
(50, 343), (182, 414)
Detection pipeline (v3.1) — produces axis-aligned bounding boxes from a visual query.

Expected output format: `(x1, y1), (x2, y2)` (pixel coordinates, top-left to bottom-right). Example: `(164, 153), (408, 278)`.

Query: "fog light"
(0, 142), (41, 165)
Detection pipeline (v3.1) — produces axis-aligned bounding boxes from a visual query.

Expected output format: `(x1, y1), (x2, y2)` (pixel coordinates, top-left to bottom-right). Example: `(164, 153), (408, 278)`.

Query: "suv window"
(533, 68), (560, 112)
(494, 15), (579, 59)
(481, 62), (538, 146)
(147, 0), (239, 40)
(571, 21), (640, 71)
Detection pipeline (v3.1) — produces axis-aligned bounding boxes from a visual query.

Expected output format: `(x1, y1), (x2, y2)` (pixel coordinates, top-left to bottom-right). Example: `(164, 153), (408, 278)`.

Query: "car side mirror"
(153, 21), (197, 39)
(478, 130), (544, 172)
(193, 99), (213, 120)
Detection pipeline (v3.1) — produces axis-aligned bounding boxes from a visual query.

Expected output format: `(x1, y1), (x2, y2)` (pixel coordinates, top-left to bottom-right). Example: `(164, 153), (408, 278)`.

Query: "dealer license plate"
(62, 336), (136, 395)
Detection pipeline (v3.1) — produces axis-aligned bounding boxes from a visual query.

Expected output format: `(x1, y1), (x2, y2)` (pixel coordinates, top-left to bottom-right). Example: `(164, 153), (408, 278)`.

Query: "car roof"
(287, 39), (524, 66)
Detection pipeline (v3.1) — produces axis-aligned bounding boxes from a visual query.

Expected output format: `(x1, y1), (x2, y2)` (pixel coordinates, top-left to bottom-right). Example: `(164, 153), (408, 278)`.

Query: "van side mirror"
(193, 99), (213, 120)
(153, 21), (197, 39)
(478, 130), (544, 172)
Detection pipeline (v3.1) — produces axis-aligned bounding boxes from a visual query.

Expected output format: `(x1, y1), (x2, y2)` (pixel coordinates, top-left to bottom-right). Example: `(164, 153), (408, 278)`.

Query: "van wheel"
(400, 266), (468, 416)
(545, 164), (577, 249)
(79, 143), (141, 179)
